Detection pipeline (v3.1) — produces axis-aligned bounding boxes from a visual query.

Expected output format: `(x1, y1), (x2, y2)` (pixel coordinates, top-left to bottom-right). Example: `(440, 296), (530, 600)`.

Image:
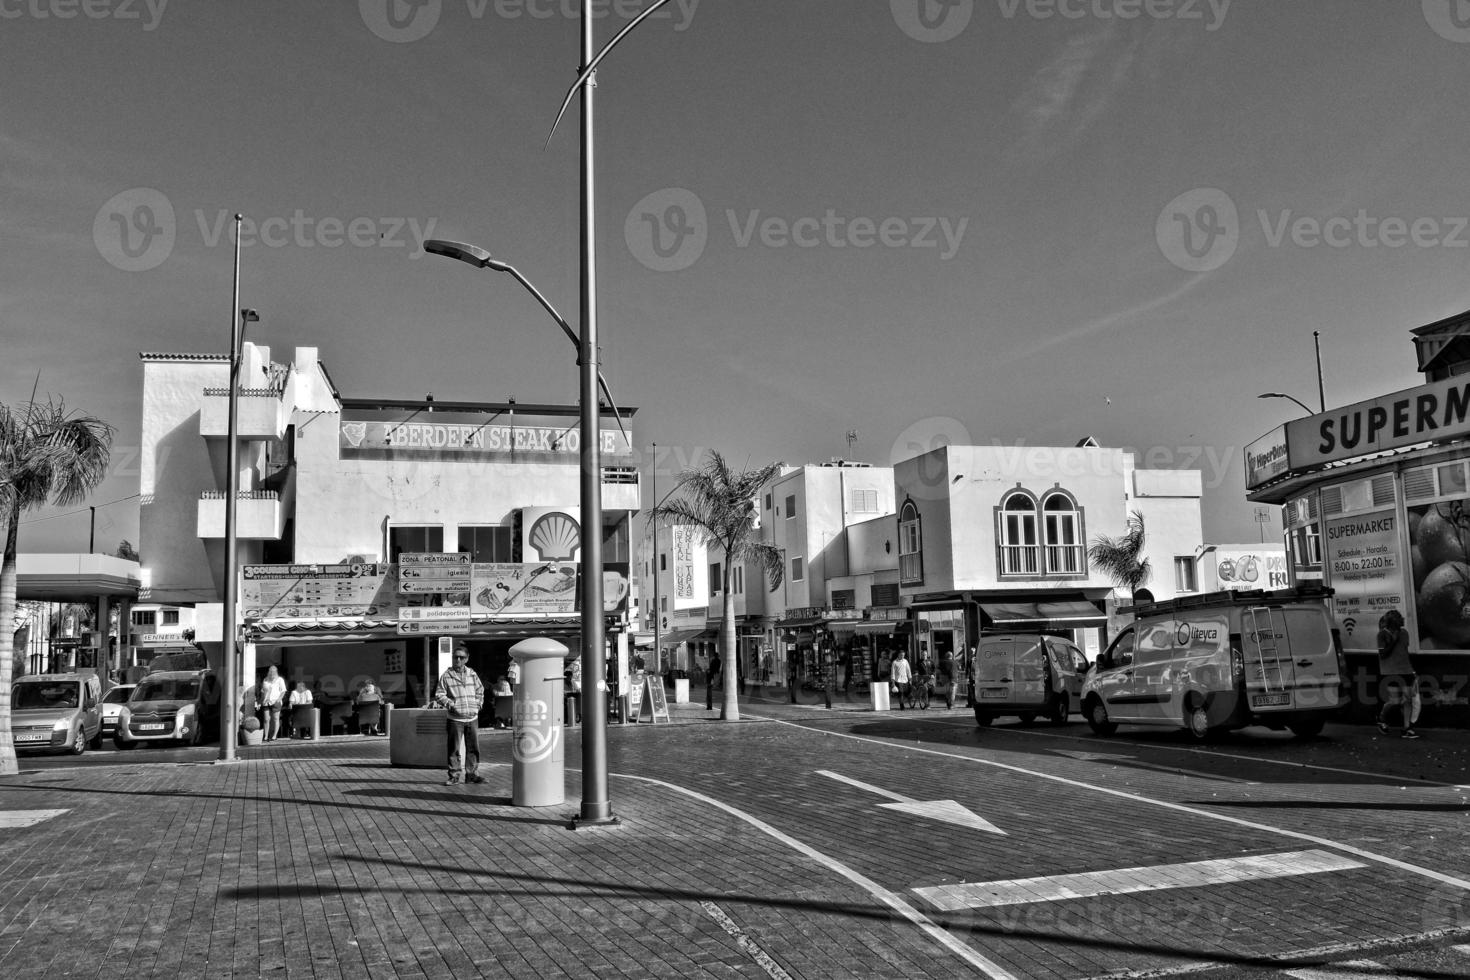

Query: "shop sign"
(1243, 426), (1290, 490)
(1213, 547), (1289, 591)
(868, 607), (909, 622)
(785, 606), (839, 622)
(1286, 375), (1470, 471)
(241, 563), (402, 621)
(339, 409), (632, 462)
(1322, 511), (1406, 653)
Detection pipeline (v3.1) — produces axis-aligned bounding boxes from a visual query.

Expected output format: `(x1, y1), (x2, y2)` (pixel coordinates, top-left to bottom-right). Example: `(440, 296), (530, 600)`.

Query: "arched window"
(1042, 491), (1084, 574)
(998, 492), (1039, 575)
(898, 499), (923, 586)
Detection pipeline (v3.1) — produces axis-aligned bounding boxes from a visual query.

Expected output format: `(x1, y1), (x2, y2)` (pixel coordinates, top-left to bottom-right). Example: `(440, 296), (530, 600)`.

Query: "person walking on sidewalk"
(435, 644), (487, 783)
(890, 650), (913, 710)
(705, 651), (721, 711)
(1376, 609), (1420, 739)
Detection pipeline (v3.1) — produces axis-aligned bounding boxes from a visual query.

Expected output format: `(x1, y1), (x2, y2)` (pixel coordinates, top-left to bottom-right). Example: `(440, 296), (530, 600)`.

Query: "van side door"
(1094, 628), (1139, 720)
(1274, 605), (1341, 713)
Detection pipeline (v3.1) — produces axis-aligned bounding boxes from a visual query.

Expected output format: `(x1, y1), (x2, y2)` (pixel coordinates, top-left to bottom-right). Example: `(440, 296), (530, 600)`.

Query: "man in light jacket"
(435, 644), (486, 785)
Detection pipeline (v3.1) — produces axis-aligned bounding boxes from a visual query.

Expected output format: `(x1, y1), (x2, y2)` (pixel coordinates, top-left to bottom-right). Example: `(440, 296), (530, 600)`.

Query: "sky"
(3, 1), (1468, 556)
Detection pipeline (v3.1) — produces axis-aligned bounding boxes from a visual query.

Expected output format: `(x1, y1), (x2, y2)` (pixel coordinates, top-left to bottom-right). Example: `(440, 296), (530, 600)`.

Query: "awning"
(656, 627), (716, 647)
(979, 600), (1105, 628)
(630, 632), (655, 648)
(853, 621), (912, 634)
(776, 616), (827, 629)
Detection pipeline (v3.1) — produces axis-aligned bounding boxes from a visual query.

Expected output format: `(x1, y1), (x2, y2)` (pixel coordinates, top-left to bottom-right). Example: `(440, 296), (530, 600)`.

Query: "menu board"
(241, 563), (402, 621)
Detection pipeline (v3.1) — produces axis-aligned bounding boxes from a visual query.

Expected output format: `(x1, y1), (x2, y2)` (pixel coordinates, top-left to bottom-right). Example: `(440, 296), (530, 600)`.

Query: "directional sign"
(397, 619), (469, 636)
(817, 770), (1005, 835)
(398, 553), (472, 594)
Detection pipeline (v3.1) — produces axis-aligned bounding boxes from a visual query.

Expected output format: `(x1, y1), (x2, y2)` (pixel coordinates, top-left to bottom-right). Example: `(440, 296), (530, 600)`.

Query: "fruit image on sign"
(1406, 499), (1470, 650)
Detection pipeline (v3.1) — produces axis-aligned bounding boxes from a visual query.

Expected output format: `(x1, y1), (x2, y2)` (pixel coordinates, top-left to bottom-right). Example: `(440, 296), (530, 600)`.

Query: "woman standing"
(257, 665), (287, 742)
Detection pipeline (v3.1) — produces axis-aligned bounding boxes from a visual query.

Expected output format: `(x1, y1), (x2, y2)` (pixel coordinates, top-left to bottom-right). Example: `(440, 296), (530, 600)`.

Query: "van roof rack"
(1122, 583), (1334, 617)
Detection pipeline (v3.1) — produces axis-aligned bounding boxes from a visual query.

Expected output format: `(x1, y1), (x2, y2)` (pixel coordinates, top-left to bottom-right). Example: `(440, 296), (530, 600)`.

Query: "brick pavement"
(1, 699), (1467, 980)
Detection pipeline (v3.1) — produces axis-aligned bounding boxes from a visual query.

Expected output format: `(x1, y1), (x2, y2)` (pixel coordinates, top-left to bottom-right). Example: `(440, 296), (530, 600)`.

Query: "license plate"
(980, 689), (1008, 699)
(1252, 693), (1291, 707)
(14, 733), (47, 743)
(139, 723), (167, 731)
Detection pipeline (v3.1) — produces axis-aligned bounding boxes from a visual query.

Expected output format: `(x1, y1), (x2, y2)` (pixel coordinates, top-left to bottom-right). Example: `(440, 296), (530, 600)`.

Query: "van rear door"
(1242, 603), (1338, 714)
(974, 638), (1017, 703)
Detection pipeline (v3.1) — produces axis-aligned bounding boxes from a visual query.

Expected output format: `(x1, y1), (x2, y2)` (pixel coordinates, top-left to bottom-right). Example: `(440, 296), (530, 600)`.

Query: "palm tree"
(652, 451), (784, 721)
(0, 398), (114, 775)
(1087, 509), (1152, 601)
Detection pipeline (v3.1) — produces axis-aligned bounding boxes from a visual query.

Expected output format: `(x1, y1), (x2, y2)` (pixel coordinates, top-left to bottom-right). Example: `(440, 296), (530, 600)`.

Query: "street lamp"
(1258, 392), (1314, 416)
(220, 210), (255, 762)
(424, 237), (616, 826)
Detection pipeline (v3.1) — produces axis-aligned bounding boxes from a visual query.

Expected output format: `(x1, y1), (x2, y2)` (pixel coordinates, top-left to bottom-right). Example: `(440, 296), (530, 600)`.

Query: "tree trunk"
(0, 500), (20, 775)
(719, 583), (738, 721)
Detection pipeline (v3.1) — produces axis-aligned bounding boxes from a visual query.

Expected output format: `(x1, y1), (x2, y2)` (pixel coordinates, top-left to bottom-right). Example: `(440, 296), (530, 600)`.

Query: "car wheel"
(1049, 693), (1069, 725)
(1086, 698), (1117, 736)
(1018, 712), (1037, 726)
(1289, 718), (1326, 739)
(70, 727), (86, 756)
(1184, 698), (1216, 742)
(115, 738), (137, 751)
(973, 708), (993, 727)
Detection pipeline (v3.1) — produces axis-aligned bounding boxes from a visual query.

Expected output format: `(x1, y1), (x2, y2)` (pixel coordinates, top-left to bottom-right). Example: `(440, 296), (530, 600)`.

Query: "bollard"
(508, 637), (568, 807)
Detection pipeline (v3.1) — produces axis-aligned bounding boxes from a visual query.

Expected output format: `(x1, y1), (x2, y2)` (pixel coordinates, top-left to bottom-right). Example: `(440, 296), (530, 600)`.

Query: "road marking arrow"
(817, 770), (1005, 835)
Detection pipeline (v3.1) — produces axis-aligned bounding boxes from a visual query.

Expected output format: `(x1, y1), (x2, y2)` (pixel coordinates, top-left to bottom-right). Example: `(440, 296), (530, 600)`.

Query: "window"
(161, 609), (180, 626)
(871, 583), (900, 607)
(389, 525), (442, 561)
(998, 492), (1040, 575)
(458, 526), (512, 563)
(710, 562), (721, 595)
(785, 494), (797, 519)
(791, 556), (804, 582)
(764, 493), (772, 511)
(733, 566), (744, 595)
(1174, 556), (1197, 592)
(850, 488), (879, 514)
(831, 588), (855, 610)
(660, 553), (667, 572)
(131, 610), (156, 628)
(602, 516), (630, 564)
(1041, 491), (1083, 574)
(898, 500), (923, 585)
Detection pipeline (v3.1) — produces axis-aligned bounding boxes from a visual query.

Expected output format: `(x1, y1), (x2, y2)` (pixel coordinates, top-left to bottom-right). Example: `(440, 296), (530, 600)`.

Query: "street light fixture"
(1257, 392), (1315, 416)
(423, 236), (616, 826)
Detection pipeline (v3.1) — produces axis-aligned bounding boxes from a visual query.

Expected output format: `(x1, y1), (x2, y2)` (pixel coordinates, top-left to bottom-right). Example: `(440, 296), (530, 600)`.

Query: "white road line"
(700, 901), (794, 980)
(1283, 960), (1395, 979)
(916, 849), (1363, 912)
(612, 771), (1020, 980)
(0, 809), (69, 828)
(762, 717), (1470, 894)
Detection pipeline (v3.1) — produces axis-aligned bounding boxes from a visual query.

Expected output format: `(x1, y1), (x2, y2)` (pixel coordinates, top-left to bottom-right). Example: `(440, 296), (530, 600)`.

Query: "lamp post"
(219, 213), (256, 762)
(1257, 392), (1314, 416)
(423, 238), (615, 826)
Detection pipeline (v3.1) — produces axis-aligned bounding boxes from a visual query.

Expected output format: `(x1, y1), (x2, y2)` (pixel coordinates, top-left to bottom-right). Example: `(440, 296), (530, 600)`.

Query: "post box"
(509, 637), (568, 806)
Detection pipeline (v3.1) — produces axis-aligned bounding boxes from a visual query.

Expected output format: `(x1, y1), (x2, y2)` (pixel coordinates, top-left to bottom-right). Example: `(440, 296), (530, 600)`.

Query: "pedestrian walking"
(435, 644), (486, 783)
(840, 650), (853, 693)
(890, 650), (913, 710)
(915, 654), (934, 709)
(705, 651), (721, 710)
(257, 665), (286, 742)
(506, 657), (521, 697)
(1376, 609), (1420, 739)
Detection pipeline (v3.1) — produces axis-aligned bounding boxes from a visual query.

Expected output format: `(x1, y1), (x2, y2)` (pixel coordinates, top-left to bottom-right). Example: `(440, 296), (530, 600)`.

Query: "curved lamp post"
(1257, 392), (1315, 416)
(424, 238), (620, 827)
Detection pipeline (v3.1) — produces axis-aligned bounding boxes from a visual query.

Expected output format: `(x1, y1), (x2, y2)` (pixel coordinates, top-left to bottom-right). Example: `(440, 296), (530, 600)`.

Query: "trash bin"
(870, 682), (891, 711)
(509, 637), (568, 807)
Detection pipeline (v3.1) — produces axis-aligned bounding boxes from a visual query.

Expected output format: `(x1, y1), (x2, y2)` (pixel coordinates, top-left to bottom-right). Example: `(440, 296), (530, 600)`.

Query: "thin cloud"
(998, 274), (1211, 365)
(1011, 27), (1140, 152)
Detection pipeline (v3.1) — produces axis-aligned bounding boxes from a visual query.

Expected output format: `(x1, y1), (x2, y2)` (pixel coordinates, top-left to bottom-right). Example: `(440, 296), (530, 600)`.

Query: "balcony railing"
(199, 386), (286, 440)
(197, 490), (283, 540)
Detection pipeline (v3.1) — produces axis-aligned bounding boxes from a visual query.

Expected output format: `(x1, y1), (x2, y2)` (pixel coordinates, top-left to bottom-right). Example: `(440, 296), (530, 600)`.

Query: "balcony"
(197, 490), (284, 540)
(602, 466), (641, 512)
(199, 387), (286, 440)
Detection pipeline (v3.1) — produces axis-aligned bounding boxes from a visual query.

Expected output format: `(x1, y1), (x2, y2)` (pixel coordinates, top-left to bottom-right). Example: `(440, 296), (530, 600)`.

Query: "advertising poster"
(470, 563), (579, 615)
(1323, 511), (1406, 653)
(1213, 547), (1289, 591)
(241, 563), (402, 621)
(1407, 497), (1470, 651)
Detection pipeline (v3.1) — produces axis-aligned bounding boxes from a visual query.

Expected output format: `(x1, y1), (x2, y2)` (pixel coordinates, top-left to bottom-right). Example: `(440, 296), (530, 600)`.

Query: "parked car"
(100, 683), (137, 741)
(1082, 585), (1345, 741)
(972, 633), (1090, 726)
(115, 669), (221, 748)
(10, 673), (103, 754)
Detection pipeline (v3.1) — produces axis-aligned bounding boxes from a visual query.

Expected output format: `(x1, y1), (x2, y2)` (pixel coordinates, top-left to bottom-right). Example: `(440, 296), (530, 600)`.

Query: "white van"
(1082, 586), (1345, 741)
(972, 633), (1090, 726)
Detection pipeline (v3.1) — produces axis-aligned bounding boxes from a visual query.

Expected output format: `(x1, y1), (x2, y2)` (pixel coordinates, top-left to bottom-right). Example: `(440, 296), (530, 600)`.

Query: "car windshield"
(12, 682), (80, 710)
(103, 687), (134, 705)
(134, 677), (199, 701)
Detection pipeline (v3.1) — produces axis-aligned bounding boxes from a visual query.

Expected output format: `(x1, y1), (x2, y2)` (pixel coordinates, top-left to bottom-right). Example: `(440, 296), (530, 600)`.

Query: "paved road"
(2, 700), (1468, 979)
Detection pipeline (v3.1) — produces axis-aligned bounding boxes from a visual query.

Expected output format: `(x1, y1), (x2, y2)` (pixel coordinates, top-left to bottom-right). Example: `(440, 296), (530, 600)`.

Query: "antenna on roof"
(846, 429), (858, 455)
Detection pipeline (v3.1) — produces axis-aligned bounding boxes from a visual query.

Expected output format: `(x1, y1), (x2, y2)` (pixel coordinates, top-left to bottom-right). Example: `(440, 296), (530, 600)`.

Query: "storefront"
(1246, 356), (1470, 726)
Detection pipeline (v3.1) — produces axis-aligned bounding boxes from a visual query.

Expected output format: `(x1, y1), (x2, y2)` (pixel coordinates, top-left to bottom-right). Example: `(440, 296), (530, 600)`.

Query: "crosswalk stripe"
(916, 849), (1364, 912)
(1283, 960), (1394, 979)
(0, 809), (69, 829)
